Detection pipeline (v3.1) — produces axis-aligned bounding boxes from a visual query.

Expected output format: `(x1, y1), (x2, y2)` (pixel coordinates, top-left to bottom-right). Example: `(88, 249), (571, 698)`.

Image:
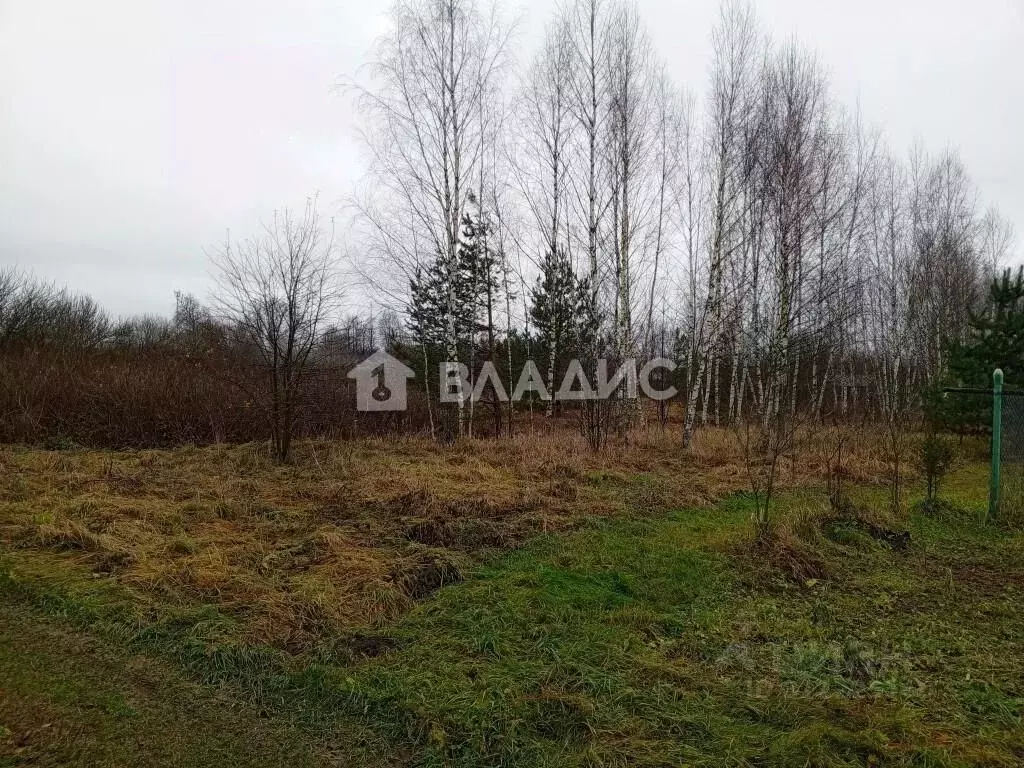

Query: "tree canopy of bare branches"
(212, 199), (340, 462)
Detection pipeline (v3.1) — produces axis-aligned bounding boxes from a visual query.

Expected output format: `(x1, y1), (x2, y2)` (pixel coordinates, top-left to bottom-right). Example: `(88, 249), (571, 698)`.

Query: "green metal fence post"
(990, 368), (1004, 523)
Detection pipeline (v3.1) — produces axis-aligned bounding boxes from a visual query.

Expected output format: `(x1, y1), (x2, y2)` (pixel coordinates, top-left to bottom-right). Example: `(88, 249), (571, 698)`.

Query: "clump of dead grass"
(735, 523), (830, 585)
(731, 487), (917, 588)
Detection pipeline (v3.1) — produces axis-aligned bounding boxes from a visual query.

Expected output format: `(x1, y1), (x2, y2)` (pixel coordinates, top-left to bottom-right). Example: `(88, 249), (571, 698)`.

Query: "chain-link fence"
(999, 389), (1024, 525)
(943, 371), (1024, 525)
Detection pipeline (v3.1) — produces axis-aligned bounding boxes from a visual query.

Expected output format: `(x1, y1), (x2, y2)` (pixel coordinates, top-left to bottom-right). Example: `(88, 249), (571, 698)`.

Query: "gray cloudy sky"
(1, 0), (1021, 317)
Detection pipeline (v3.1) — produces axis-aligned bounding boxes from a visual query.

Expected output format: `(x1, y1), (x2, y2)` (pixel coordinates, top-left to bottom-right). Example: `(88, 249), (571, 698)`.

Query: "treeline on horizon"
(1, 0), (1020, 455)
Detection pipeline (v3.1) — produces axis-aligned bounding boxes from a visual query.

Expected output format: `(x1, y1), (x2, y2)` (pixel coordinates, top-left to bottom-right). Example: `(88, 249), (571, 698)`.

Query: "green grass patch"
(0, 601), (401, 767)
(331, 476), (1024, 766)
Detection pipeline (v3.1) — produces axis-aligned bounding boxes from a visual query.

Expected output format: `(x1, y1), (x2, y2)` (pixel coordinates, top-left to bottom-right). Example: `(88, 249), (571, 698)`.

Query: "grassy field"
(1, 431), (1021, 766)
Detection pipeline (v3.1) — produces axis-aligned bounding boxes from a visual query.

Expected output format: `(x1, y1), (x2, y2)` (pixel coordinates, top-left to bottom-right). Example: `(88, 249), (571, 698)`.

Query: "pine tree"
(408, 218), (490, 358)
(458, 209), (500, 348)
(933, 267), (1024, 432)
(530, 246), (589, 416)
(408, 205), (508, 434)
(408, 262), (445, 348)
(458, 204), (506, 434)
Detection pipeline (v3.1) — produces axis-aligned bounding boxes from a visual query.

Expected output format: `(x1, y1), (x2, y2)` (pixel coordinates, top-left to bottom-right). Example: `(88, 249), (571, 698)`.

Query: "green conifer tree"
(934, 267), (1024, 432)
(530, 246), (590, 415)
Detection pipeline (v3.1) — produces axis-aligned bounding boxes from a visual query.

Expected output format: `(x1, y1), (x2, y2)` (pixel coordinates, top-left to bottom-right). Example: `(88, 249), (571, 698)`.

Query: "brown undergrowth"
(0, 427), (892, 653)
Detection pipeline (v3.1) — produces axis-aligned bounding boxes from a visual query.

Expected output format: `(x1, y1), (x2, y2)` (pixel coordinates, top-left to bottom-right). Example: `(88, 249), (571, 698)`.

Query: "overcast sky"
(1, 0), (1021, 318)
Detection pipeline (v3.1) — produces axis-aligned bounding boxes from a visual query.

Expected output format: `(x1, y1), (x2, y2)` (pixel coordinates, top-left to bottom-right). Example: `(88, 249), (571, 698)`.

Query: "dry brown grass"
(0, 426), (892, 652)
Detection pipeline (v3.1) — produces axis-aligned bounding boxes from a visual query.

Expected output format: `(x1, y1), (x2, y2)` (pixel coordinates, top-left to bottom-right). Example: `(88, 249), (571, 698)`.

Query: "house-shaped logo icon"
(347, 351), (415, 412)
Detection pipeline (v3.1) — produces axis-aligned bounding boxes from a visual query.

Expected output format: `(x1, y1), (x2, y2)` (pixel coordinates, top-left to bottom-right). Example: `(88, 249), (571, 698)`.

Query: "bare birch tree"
(350, 0), (512, 440)
(686, 0), (758, 444)
(865, 152), (915, 511)
(564, 0), (613, 449)
(516, 16), (575, 417)
(604, 1), (665, 432)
